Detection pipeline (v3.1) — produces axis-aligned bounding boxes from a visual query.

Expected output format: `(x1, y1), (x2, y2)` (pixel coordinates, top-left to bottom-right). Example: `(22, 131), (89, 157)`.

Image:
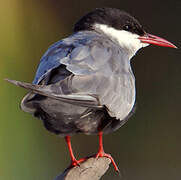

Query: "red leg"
(65, 136), (86, 167)
(95, 131), (119, 172)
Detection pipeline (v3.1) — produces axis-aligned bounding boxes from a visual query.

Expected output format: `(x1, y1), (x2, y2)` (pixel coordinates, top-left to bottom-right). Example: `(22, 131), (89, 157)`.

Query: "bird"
(6, 7), (176, 171)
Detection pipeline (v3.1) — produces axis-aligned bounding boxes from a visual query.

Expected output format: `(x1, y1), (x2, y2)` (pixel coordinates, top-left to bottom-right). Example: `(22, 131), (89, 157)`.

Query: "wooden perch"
(54, 157), (111, 180)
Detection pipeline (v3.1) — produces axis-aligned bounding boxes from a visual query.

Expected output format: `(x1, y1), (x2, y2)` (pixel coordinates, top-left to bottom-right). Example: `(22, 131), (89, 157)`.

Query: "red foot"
(95, 151), (119, 172)
(95, 131), (119, 172)
(65, 135), (88, 168)
(70, 157), (87, 167)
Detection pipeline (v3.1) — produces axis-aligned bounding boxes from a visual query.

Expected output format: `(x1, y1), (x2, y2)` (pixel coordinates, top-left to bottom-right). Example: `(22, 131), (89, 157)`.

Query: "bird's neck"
(93, 24), (146, 59)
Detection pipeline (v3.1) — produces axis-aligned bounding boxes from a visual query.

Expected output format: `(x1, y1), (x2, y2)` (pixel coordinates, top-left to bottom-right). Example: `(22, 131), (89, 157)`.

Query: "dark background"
(0, 0), (180, 179)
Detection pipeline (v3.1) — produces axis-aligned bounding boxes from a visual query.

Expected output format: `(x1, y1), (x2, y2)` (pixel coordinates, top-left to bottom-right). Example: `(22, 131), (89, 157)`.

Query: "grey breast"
(21, 31), (136, 136)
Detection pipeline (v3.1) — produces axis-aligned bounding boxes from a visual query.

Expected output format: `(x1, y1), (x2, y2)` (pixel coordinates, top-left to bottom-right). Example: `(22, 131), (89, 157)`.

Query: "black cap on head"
(74, 8), (145, 36)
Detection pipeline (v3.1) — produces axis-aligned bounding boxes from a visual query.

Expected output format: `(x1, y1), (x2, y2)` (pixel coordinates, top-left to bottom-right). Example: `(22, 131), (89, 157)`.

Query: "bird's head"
(74, 8), (176, 58)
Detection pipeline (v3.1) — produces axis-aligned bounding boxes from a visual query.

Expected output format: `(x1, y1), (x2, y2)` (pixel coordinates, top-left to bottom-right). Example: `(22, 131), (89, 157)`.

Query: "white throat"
(94, 24), (149, 59)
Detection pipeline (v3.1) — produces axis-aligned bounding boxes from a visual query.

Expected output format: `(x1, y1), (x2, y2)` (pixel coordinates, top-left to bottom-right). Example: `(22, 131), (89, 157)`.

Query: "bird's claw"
(70, 157), (87, 167)
(95, 151), (119, 172)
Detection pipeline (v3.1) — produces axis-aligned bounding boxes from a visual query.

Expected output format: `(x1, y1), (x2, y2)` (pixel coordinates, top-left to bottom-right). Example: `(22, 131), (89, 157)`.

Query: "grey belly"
(21, 93), (133, 136)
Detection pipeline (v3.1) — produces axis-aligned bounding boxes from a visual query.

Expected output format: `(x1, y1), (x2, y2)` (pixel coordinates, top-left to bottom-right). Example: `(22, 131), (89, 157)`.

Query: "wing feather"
(5, 79), (102, 108)
(33, 31), (114, 84)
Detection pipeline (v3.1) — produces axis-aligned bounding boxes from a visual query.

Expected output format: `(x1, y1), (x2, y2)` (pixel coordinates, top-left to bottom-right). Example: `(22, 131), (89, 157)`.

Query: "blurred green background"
(0, 0), (180, 180)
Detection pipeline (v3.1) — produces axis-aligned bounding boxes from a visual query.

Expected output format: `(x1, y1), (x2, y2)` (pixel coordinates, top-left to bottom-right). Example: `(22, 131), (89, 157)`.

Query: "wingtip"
(4, 78), (19, 86)
(4, 78), (10, 82)
(4, 78), (31, 89)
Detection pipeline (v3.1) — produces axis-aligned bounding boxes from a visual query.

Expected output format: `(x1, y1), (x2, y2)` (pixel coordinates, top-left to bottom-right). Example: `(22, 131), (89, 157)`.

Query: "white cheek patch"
(94, 24), (149, 59)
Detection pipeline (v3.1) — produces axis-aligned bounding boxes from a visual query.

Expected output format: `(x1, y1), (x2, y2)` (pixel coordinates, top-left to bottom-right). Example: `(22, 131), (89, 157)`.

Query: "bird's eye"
(123, 25), (132, 31)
